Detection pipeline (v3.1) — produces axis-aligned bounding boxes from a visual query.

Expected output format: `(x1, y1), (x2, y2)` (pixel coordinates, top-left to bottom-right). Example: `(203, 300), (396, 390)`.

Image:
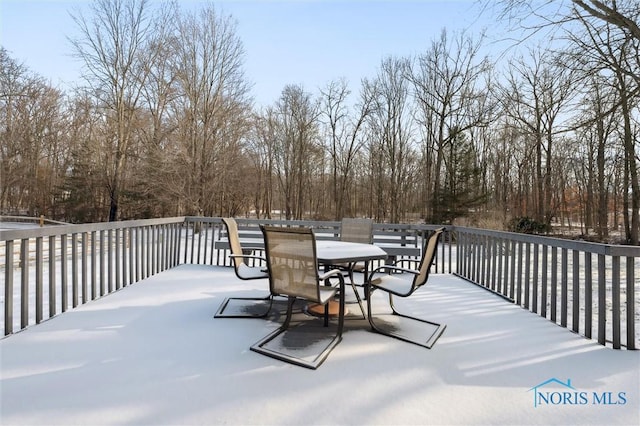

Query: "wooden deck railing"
(454, 227), (638, 350)
(1, 217), (638, 350)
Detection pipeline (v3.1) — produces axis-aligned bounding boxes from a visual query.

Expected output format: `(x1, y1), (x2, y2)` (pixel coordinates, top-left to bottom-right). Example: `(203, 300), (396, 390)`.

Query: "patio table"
(309, 240), (388, 316)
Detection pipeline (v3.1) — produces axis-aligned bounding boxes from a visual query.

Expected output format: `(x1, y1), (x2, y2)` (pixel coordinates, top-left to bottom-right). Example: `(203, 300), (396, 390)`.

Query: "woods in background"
(1, 0), (638, 244)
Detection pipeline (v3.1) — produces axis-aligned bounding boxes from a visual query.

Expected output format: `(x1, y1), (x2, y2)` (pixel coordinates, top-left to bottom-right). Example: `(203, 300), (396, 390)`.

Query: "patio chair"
(214, 218), (272, 318)
(338, 217), (374, 284)
(364, 227), (446, 349)
(251, 225), (345, 369)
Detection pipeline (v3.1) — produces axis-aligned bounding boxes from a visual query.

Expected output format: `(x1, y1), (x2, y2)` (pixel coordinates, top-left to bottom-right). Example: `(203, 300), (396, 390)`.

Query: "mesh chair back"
(340, 218), (373, 244)
(413, 228), (444, 291)
(261, 226), (321, 302)
(222, 218), (245, 270)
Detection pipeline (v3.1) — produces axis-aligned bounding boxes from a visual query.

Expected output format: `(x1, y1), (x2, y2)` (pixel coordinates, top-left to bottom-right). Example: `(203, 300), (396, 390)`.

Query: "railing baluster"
(532, 243), (539, 314)
(151, 226), (157, 275)
(497, 238), (504, 295)
(516, 241), (523, 305)
(49, 236), (56, 317)
(20, 239), (28, 329)
(36, 237), (43, 324)
(561, 248), (568, 328)
(115, 228), (121, 290)
(91, 231), (97, 300)
(572, 249), (580, 333)
(61, 234), (68, 313)
(5, 240), (14, 335)
(597, 254), (606, 345)
(626, 256), (636, 350)
(584, 252), (592, 339)
(611, 256), (621, 349)
(551, 247), (558, 322)
(99, 230), (105, 296)
(509, 240), (516, 300)
(107, 229), (113, 293)
(488, 236), (495, 291)
(524, 242), (530, 309)
(82, 233), (88, 303)
(72, 233), (78, 308)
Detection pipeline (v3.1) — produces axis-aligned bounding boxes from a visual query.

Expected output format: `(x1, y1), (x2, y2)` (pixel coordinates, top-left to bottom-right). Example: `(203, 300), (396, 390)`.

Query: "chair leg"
(214, 294), (274, 318)
(348, 281), (366, 319)
(365, 286), (446, 349)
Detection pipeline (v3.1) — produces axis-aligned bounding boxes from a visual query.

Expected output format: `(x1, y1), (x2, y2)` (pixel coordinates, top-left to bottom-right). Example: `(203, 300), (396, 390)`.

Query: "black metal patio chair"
(364, 227), (446, 349)
(251, 225), (345, 369)
(214, 218), (272, 318)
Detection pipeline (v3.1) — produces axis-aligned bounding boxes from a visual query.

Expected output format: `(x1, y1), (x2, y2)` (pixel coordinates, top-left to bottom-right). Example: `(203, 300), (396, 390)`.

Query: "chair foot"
(365, 289), (445, 349)
(367, 312), (446, 348)
(251, 295), (345, 369)
(214, 295), (274, 318)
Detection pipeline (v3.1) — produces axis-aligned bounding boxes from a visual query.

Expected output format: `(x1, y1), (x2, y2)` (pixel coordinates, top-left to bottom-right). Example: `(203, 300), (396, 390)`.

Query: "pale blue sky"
(1, 0), (493, 106)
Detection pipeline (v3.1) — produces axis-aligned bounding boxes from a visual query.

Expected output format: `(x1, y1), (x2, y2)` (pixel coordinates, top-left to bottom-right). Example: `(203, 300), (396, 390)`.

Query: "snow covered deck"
(1, 264), (638, 425)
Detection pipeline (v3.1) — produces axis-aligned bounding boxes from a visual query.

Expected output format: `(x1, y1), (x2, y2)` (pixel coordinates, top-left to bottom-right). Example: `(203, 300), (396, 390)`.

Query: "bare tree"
(496, 47), (576, 226)
(0, 48), (29, 213)
(363, 57), (416, 223)
(170, 4), (251, 216)
(572, 11), (639, 243)
(0, 48), (68, 217)
(319, 78), (373, 219)
(272, 84), (321, 220)
(492, 0), (639, 241)
(407, 30), (493, 222)
(70, 0), (157, 221)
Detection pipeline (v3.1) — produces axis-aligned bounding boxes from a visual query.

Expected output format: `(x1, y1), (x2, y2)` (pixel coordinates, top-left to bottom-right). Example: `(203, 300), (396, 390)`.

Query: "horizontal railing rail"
(454, 226), (639, 350)
(1, 217), (637, 350)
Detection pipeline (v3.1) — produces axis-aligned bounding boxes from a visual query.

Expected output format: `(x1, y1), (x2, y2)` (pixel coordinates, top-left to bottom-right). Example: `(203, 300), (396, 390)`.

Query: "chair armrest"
(391, 258), (420, 269)
(369, 265), (419, 279)
(229, 253), (266, 262)
(319, 269), (346, 290)
(319, 269), (346, 282)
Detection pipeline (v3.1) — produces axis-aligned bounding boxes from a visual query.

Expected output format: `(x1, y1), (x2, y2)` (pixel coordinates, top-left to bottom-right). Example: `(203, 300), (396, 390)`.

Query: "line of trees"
(1, 0), (638, 244)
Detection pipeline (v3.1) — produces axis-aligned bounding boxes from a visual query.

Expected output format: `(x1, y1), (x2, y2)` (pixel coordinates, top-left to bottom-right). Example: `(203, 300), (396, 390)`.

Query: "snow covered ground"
(1, 265), (638, 425)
